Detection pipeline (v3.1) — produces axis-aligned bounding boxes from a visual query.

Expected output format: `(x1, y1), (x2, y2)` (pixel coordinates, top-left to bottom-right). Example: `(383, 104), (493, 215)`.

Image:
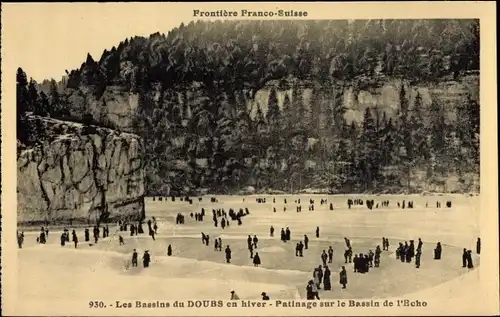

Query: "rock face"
(17, 116), (145, 224)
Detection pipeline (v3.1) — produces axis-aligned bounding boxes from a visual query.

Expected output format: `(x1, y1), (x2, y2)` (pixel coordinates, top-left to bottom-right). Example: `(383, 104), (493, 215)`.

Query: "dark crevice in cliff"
(35, 146), (51, 221)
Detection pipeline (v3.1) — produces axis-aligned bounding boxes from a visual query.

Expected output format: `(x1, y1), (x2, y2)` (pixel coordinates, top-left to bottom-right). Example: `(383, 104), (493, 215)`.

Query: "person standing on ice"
(249, 243), (254, 258)
(153, 222), (158, 234)
(323, 266), (332, 291)
(221, 218), (226, 229)
(17, 231), (24, 248)
(84, 228), (90, 242)
(214, 239), (219, 251)
(368, 250), (375, 267)
(382, 237), (386, 250)
(434, 242), (442, 260)
(142, 250), (151, 268)
(298, 241), (304, 257)
(218, 237), (222, 251)
(253, 235), (259, 248)
(466, 250), (474, 268)
(415, 248), (422, 268)
(306, 280), (314, 300)
(328, 246), (334, 263)
(225, 245), (232, 263)
(167, 244), (172, 256)
(339, 266), (348, 289)
(39, 228), (48, 244)
(476, 238), (481, 255)
(230, 290), (239, 300)
(344, 237), (351, 249)
(247, 235), (252, 249)
(60, 232), (66, 247)
(316, 227), (320, 238)
(270, 226), (274, 237)
(285, 227), (291, 241)
(304, 234), (309, 249)
(119, 235), (125, 245)
(72, 230), (78, 248)
(321, 250), (328, 266)
(313, 268), (321, 289)
(417, 238), (423, 251)
(131, 249), (138, 267)
(280, 229), (286, 242)
(253, 252), (261, 267)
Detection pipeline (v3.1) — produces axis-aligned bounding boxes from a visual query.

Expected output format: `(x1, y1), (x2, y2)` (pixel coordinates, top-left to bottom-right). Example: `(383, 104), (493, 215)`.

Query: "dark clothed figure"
(415, 249), (422, 268)
(418, 238), (423, 251)
(476, 238), (481, 255)
(225, 246), (232, 263)
(132, 250), (138, 267)
(462, 249), (468, 267)
(323, 266), (332, 290)
(167, 244), (172, 256)
(270, 226), (274, 237)
(84, 229), (90, 242)
(295, 243), (300, 257)
(17, 232), (24, 248)
(339, 266), (348, 289)
(353, 255), (359, 272)
(304, 235), (309, 249)
(315, 227), (320, 238)
(142, 251), (151, 268)
(434, 242), (442, 260)
(321, 251), (328, 266)
(261, 292), (270, 300)
(252, 235), (259, 248)
(60, 233), (66, 247)
(119, 235), (125, 245)
(280, 229), (286, 242)
(344, 237), (351, 249)
(72, 230), (78, 248)
(466, 250), (474, 268)
(328, 247), (334, 263)
(39, 231), (48, 244)
(285, 228), (291, 241)
(306, 281), (314, 299)
(298, 242), (304, 257)
(253, 253), (261, 267)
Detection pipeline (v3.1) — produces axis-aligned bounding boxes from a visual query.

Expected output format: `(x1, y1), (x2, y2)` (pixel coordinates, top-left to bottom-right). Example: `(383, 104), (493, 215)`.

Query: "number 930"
(89, 301), (106, 308)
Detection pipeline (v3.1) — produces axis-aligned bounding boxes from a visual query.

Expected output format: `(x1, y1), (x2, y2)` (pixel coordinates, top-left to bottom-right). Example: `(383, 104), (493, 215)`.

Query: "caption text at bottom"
(89, 299), (428, 309)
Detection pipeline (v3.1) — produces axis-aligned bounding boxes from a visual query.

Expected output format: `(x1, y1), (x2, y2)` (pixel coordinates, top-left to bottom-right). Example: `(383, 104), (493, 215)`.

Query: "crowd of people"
(18, 194), (478, 301)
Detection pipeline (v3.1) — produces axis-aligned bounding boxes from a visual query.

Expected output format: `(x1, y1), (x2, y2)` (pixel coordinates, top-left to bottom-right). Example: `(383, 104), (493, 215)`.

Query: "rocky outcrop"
(17, 116), (145, 224)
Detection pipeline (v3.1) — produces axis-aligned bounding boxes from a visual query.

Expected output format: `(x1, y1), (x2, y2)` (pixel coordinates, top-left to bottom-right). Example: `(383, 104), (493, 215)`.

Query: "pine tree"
(27, 78), (39, 113)
(409, 91), (428, 161)
(359, 107), (379, 190)
(429, 98), (446, 157)
(266, 88), (281, 136)
(49, 79), (63, 117)
(34, 91), (50, 117)
(16, 67), (29, 141)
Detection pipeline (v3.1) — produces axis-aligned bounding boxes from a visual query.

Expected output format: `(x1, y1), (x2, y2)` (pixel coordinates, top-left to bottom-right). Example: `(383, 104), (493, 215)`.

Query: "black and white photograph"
(1, 2), (498, 316)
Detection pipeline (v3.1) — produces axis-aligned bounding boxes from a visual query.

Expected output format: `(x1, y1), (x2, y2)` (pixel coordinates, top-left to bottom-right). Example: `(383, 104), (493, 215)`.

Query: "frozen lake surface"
(17, 194), (480, 303)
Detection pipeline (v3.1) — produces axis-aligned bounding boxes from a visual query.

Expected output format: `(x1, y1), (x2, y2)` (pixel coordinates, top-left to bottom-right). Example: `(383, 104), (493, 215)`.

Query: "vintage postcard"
(1, 2), (498, 316)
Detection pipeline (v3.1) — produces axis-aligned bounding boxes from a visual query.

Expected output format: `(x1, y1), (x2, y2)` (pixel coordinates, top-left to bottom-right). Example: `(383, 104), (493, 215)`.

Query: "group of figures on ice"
(17, 195), (479, 300)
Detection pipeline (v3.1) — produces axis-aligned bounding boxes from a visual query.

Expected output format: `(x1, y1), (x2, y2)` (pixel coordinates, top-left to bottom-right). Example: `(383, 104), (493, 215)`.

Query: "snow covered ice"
(17, 194), (480, 302)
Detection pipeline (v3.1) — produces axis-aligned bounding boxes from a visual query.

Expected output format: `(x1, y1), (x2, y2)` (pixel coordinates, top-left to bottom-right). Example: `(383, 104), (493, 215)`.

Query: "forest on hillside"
(17, 19), (480, 194)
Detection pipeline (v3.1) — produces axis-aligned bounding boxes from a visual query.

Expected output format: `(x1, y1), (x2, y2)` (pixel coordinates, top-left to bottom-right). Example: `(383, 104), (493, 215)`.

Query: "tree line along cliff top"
(17, 19), (480, 195)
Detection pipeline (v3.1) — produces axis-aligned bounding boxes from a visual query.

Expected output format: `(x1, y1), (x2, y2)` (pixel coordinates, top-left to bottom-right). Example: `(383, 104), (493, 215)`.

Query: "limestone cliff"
(17, 116), (145, 224)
